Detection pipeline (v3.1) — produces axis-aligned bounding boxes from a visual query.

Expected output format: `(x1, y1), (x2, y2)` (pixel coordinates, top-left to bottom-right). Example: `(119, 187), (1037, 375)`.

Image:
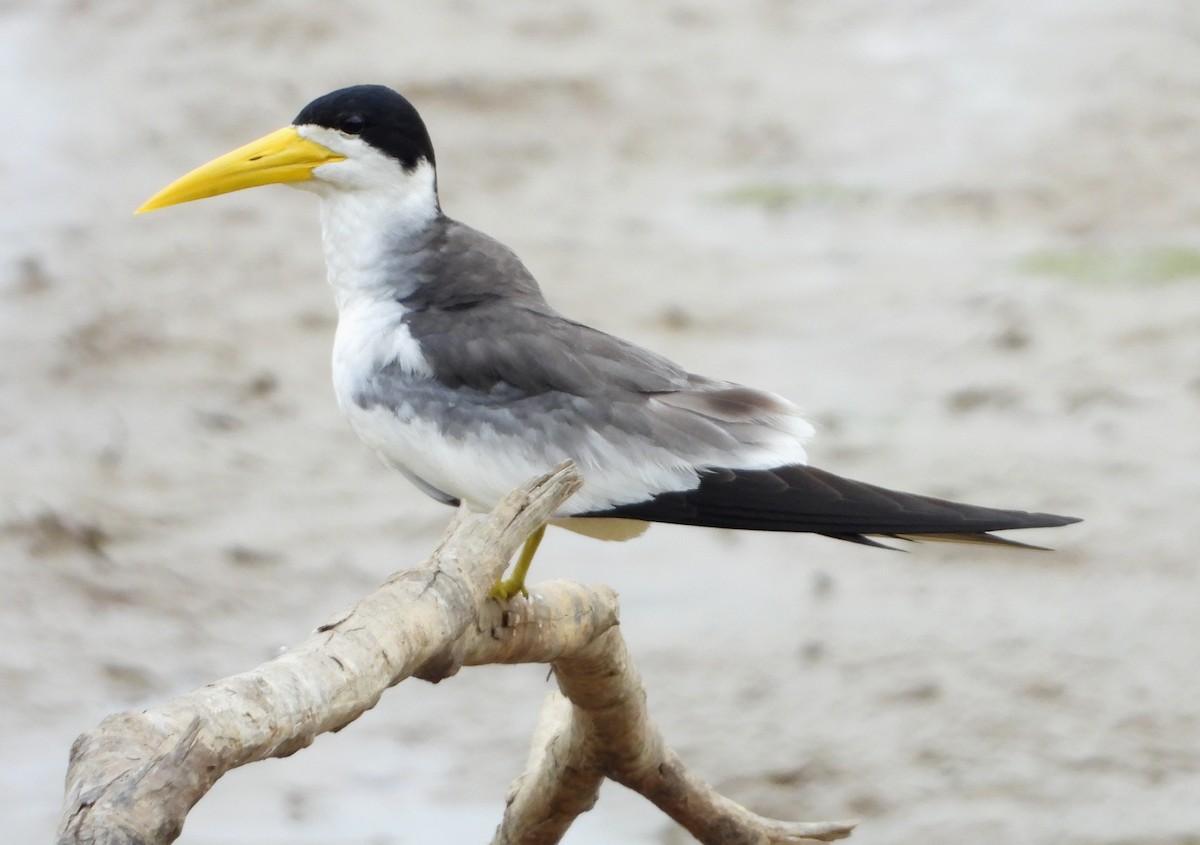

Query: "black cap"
(293, 85), (435, 170)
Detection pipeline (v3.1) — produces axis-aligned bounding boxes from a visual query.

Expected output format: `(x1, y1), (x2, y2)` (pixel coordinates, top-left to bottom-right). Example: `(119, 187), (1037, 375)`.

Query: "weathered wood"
(56, 461), (855, 845)
(494, 628), (856, 845)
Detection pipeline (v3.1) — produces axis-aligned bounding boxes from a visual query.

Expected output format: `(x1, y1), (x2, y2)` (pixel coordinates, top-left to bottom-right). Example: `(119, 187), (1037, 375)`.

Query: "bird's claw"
(488, 578), (529, 602)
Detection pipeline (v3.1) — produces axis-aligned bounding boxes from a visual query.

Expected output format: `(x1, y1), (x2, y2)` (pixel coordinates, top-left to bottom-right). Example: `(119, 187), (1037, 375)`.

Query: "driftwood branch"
(496, 629), (855, 844)
(56, 462), (855, 844)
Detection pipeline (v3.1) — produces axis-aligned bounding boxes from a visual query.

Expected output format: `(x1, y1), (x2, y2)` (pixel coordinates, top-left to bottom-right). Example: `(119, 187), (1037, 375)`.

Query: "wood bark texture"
(56, 462), (855, 844)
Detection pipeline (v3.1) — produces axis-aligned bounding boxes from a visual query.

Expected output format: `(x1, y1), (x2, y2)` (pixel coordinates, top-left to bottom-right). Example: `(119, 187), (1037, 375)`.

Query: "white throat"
(294, 125), (440, 305)
(318, 160), (438, 305)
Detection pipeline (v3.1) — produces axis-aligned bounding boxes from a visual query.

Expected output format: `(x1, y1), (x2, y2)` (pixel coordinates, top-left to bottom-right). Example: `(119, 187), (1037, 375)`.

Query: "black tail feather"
(583, 464), (1080, 547)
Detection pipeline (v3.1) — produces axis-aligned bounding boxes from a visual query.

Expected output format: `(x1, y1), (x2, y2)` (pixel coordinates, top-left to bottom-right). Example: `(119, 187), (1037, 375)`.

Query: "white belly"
(337, 398), (702, 515)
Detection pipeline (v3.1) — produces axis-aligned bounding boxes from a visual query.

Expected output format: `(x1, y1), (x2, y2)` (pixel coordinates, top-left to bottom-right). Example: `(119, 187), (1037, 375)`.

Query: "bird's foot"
(488, 575), (529, 602)
(488, 525), (545, 602)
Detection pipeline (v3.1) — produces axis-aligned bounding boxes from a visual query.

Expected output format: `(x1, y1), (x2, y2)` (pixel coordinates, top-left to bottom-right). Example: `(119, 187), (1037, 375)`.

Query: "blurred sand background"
(3, 1), (1199, 842)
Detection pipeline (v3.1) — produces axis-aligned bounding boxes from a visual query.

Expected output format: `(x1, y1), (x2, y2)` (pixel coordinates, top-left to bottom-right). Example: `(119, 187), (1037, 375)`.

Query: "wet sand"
(3, 1), (1199, 842)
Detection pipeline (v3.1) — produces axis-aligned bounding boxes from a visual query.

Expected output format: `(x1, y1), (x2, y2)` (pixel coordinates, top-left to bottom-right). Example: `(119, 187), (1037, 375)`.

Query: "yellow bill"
(136, 126), (344, 213)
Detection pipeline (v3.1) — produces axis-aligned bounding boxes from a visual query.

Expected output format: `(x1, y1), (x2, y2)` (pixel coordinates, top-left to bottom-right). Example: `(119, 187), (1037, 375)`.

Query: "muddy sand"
(3, 1), (1199, 843)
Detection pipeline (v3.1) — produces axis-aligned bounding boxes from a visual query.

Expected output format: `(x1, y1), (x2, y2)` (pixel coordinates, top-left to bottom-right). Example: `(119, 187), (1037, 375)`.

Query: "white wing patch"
(650, 378), (815, 468)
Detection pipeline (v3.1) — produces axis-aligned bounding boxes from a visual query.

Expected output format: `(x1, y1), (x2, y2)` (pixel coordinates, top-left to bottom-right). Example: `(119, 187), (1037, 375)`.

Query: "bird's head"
(137, 85), (437, 213)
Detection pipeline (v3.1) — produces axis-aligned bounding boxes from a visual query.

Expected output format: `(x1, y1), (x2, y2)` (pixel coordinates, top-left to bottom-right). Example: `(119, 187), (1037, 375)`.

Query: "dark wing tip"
(584, 464), (1080, 549)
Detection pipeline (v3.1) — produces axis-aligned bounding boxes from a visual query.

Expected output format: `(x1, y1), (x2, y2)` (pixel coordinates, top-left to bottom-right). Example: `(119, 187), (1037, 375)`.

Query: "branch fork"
(56, 462), (855, 844)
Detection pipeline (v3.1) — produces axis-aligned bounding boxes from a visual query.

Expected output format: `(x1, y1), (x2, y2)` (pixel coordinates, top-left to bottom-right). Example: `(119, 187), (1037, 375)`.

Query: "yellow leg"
(489, 524), (546, 600)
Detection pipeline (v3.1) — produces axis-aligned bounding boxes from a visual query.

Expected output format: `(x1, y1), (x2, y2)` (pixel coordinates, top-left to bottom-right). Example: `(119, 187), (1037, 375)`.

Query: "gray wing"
(378, 295), (813, 466)
(353, 218), (1079, 542)
(350, 219), (814, 512)
(397, 219), (686, 394)
(390, 216), (813, 461)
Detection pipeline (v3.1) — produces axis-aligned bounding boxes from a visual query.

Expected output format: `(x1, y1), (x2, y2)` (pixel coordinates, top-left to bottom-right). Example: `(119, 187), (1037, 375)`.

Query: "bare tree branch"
(56, 462), (856, 845)
(494, 629), (857, 845)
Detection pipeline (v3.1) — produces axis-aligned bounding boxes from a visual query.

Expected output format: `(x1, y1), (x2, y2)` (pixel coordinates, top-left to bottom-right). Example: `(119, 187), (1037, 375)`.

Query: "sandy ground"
(3, 1), (1200, 842)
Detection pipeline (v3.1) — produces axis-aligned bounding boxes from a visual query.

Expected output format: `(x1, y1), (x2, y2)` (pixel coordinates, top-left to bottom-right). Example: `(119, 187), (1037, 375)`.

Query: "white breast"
(330, 293), (446, 488)
(331, 295), (431, 403)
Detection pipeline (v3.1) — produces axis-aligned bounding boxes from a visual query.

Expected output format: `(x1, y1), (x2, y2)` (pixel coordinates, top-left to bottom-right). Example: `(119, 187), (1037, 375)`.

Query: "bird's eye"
(340, 114), (365, 135)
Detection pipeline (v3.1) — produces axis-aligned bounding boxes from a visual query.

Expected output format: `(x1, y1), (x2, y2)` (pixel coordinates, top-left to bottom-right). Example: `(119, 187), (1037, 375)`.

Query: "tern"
(139, 84), (1078, 598)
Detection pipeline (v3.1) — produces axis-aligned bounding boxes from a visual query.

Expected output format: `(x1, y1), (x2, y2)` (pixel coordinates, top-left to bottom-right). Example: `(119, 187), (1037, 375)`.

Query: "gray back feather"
(356, 216), (812, 482)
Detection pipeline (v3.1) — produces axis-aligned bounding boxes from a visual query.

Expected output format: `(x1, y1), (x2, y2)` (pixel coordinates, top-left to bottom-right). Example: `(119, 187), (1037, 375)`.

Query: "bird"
(138, 84), (1079, 599)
